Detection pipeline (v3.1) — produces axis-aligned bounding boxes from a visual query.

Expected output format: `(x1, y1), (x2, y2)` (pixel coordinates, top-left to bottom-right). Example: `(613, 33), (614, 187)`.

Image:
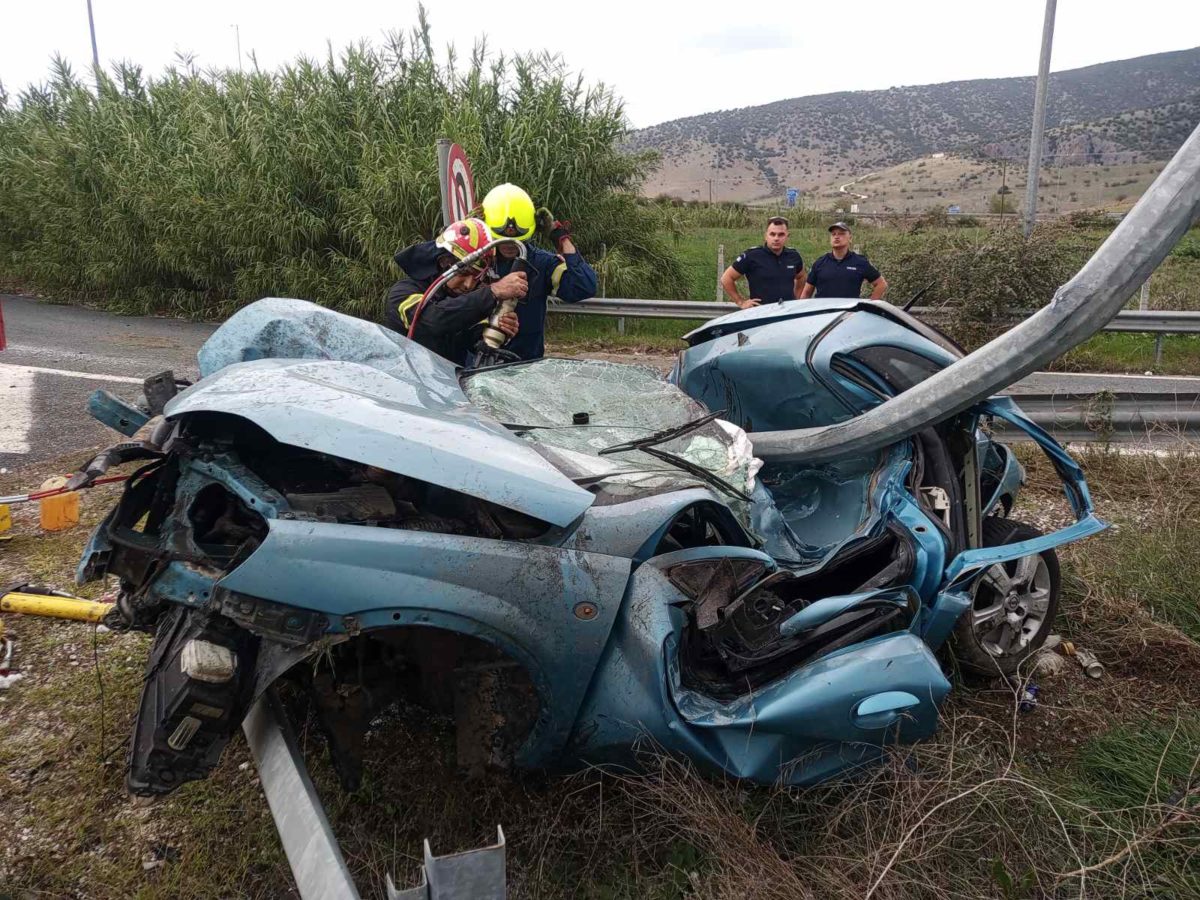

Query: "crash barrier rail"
(246, 690), (510, 899)
(548, 298), (1200, 335)
(993, 391), (1200, 445)
(242, 690), (362, 900)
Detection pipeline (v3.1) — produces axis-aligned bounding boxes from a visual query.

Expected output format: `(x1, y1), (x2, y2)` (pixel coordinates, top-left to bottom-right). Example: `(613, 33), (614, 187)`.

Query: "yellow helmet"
(481, 183), (536, 242)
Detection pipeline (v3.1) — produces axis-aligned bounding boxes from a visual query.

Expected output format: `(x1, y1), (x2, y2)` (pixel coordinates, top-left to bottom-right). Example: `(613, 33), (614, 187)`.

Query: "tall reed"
(0, 10), (687, 319)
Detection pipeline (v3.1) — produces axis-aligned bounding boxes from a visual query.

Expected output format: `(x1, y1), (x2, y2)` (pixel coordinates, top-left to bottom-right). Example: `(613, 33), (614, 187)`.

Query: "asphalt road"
(1, 295), (215, 470)
(2, 293), (1199, 471)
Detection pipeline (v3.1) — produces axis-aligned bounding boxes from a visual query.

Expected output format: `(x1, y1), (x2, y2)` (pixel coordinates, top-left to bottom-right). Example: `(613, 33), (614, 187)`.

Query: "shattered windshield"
(462, 359), (762, 509)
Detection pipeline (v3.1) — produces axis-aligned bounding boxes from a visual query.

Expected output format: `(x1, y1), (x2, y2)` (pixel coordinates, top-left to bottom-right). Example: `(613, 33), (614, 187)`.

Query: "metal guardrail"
(243, 691), (361, 900)
(549, 298), (1200, 335)
(998, 391), (1200, 444)
(1102, 310), (1200, 334)
(244, 690), (508, 900)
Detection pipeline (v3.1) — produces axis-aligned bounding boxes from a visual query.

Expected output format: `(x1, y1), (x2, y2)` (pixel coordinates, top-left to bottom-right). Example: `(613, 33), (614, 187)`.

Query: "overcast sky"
(2, 1), (1197, 128)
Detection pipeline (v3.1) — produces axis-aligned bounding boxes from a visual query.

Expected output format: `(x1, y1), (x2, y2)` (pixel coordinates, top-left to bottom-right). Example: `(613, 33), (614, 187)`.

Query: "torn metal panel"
(218, 520), (634, 764)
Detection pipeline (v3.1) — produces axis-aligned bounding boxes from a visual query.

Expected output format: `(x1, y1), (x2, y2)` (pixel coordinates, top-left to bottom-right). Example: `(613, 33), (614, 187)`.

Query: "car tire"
(950, 518), (1061, 677)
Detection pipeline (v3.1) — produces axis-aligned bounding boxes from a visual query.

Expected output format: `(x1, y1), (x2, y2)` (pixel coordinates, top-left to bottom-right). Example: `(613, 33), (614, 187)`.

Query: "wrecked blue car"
(75, 296), (1102, 795)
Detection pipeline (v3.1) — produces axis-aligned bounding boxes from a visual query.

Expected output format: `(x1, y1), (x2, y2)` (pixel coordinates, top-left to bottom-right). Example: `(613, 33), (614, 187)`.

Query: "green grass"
(1062, 719), (1200, 898)
(1073, 718), (1200, 809)
(1055, 332), (1200, 375)
(1067, 512), (1200, 643)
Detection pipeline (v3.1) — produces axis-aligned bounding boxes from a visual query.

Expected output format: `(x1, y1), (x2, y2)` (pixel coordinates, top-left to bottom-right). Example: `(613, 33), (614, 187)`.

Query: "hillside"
(815, 157), (1167, 217)
(627, 47), (1200, 202)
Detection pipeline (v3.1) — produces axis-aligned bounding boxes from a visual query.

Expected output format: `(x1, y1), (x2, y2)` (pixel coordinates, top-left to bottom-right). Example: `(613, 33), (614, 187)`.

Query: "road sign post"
(436, 139), (452, 229)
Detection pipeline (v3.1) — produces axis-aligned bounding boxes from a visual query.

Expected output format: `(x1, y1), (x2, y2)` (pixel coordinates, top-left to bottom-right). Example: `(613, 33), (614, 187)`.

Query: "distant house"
(931, 153), (947, 159)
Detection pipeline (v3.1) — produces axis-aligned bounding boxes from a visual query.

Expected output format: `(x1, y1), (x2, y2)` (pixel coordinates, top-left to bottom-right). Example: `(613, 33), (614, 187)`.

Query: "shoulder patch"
(736, 254), (745, 263)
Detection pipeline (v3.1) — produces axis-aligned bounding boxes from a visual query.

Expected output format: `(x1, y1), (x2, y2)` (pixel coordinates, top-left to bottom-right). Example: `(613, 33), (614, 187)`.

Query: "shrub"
(0, 12), (688, 319)
(866, 226), (1098, 346)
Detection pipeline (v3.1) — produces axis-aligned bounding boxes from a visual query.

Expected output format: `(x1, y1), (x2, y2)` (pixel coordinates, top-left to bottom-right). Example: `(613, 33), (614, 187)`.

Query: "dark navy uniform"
(806, 251), (881, 298)
(731, 245), (805, 302)
(492, 246), (597, 360)
(385, 240), (597, 364)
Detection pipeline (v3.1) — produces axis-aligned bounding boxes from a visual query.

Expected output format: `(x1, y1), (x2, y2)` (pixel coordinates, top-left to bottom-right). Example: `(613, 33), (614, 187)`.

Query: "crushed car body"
(76, 295), (1104, 794)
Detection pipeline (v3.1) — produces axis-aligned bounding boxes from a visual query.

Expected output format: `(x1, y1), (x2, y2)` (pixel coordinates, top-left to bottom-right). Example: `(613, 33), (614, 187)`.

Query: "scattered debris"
(1018, 684), (1040, 713)
(1061, 641), (1105, 678)
(1075, 648), (1105, 679)
(1034, 649), (1068, 677)
(0, 672), (26, 690)
(1032, 634), (1068, 677)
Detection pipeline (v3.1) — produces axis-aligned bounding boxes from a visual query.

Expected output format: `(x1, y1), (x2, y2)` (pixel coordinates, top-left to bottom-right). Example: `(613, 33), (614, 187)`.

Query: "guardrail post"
(716, 244), (725, 303)
(1154, 335), (1164, 366)
(244, 690), (362, 899)
(601, 242), (624, 335)
(1139, 280), (1149, 311)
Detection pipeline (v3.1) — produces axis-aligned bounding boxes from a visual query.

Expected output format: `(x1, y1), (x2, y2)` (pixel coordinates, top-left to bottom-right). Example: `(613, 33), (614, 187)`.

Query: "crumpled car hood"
(168, 301), (597, 527)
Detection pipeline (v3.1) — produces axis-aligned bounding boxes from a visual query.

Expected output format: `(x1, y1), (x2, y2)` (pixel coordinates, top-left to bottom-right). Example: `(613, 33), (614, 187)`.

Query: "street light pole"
(232, 24), (243, 72)
(1023, 0), (1057, 237)
(86, 0), (101, 79)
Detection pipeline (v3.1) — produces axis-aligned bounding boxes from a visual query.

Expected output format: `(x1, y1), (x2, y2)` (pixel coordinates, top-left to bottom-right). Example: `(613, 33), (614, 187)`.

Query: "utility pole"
(1023, 0), (1057, 237)
(86, 0), (101, 79)
(231, 24), (243, 72)
(706, 179), (714, 204)
(999, 158), (1009, 221)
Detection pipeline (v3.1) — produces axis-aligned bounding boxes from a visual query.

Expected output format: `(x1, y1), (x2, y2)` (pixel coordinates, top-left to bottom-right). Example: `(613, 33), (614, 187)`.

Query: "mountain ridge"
(627, 47), (1200, 202)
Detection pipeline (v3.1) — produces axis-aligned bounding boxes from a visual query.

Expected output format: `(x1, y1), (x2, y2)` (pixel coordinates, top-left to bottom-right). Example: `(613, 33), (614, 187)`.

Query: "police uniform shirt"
(731, 245), (805, 302)
(806, 251), (881, 298)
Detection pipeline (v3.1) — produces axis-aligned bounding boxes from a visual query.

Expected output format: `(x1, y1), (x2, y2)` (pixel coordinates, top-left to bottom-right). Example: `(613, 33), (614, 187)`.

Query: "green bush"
(645, 200), (825, 233)
(0, 12), (687, 319)
(1170, 234), (1200, 260)
(864, 226), (1099, 346)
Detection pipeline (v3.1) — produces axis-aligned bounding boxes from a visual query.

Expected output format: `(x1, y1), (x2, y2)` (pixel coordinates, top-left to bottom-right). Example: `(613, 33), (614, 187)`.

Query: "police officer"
(800, 222), (888, 300)
(720, 217), (806, 308)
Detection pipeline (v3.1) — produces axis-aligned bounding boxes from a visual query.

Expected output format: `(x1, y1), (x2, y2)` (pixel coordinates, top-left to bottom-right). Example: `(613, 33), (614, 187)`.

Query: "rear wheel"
(951, 518), (1060, 677)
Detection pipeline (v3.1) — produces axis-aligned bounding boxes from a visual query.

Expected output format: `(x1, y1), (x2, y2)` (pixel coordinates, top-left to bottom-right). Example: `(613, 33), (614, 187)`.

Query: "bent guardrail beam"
(244, 690), (509, 900)
(749, 121), (1200, 464)
(243, 690), (362, 900)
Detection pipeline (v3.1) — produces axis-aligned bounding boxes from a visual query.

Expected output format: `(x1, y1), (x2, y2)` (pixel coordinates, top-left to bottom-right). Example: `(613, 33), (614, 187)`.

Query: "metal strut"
(243, 689), (508, 899)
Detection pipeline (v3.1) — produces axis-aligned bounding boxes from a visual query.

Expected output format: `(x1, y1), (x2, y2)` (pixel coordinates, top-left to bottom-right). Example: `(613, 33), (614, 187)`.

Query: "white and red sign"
(445, 143), (476, 223)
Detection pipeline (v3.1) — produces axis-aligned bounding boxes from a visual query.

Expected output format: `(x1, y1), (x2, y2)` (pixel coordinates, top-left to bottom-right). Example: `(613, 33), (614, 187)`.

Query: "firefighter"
(480, 183), (598, 360)
(385, 217), (528, 365)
